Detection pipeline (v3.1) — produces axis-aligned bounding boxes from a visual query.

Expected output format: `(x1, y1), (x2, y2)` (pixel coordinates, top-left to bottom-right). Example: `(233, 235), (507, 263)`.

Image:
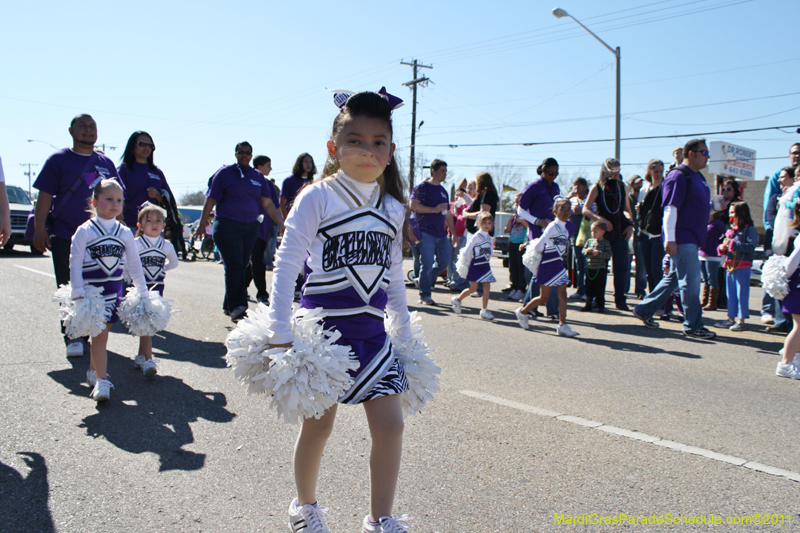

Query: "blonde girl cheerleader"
(451, 211), (496, 319)
(226, 89), (439, 533)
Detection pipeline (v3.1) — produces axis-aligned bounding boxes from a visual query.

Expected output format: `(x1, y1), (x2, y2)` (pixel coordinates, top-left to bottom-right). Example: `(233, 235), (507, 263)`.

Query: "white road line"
(13, 265), (56, 278)
(459, 389), (800, 483)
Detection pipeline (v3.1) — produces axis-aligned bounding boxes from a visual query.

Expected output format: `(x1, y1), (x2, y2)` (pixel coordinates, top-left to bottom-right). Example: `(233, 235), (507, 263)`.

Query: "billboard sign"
(707, 141), (756, 180)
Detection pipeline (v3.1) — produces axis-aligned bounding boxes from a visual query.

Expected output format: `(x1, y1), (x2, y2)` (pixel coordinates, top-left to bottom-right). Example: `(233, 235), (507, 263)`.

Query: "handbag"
(25, 152), (100, 244)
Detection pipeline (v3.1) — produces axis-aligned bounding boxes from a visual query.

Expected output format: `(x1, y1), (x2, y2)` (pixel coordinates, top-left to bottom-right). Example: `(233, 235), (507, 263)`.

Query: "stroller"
(187, 219), (215, 261)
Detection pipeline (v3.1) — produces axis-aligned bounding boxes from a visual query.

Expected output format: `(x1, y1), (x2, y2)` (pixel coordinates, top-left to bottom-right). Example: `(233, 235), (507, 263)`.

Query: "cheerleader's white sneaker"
(90, 379), (113, 402)
(66, 341), (84, 358)
(134, 355), (159, 377)
(288, 499), (331, 533)
(479, 309), (494, 320)
(450, 296), (462, 314)
(776, 361), (800, 380)
(557, 324), (578, 337)
(514, 308), (530, 330)
(86, 370), (111, 388)
(363, 514), (411, 532)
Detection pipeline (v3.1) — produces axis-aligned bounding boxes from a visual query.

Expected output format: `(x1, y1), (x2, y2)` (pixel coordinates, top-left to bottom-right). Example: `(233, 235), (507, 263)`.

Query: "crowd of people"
(6, 100), (800, 532)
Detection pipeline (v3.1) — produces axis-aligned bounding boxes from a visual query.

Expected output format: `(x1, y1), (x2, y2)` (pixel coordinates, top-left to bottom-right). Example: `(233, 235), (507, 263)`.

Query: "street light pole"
(552, 8), (621, 161)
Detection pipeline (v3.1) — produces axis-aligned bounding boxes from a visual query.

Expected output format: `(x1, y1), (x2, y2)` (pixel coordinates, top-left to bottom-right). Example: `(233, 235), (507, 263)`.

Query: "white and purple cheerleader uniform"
(69, 217), (148, 322)
(463, 230), (496, 283)
(267, 172), (411, 404)
(782, 234), (800, 315)
(134, 234), (179, 296)
(534, 219), (576, 287)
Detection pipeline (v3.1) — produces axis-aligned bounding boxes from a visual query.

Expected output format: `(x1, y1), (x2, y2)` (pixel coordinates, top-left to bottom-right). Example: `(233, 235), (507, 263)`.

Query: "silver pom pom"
(522, 239), (542, 276)
(455, 245), (471, 279)
(53, 283), (109, 339)
(226, 306), (358, 425)
(117, 288), (173, 336)
(762, 255), (790, 300)
(385, 311), (441, 418)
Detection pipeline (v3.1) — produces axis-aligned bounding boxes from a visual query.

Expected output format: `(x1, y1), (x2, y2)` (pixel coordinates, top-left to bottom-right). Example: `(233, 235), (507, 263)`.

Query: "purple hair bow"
(328, 87), (404, 111)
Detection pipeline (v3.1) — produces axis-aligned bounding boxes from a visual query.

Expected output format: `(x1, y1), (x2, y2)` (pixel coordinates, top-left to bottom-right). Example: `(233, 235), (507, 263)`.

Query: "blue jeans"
(725, 268), (751, 320)
(700, 260), (721, 288)
(448, 235), (468, 290)
(606, 233), (631, 305)
(634, 243), (704, 332)
(213, 217), (260, 312)
(418, 232), (451, 298)
(640, 235), (664, 293)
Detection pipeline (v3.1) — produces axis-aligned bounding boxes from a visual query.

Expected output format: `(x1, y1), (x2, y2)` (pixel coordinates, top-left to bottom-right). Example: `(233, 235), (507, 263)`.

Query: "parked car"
(4, 186), (40, 254)
(492, 211), (513, 267)
(176, 205), (206, 240)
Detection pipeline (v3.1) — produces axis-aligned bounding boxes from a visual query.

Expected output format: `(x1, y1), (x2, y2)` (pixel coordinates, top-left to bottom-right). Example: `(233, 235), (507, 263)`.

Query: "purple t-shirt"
(699, 219), (726, 257)
(257, 181), (280, 241)
(661, 165), (711, 247)
(410, 180), (449, 238)
(280, 174), (312, 212)
(33, 149), (121, 240)
(118, 162), (173, 229)
(519, 177), (560, 240)
(208, 164), (271, 223)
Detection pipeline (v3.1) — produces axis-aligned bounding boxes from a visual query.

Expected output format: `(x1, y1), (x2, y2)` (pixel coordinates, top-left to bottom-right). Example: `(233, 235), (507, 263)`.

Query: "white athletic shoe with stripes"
(288, 499), (331, 533)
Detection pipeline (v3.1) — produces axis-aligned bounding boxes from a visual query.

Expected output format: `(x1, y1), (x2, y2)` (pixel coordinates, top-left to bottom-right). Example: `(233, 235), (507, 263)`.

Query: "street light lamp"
(27, 139), (60, 151)
(552, 7), (621, 161)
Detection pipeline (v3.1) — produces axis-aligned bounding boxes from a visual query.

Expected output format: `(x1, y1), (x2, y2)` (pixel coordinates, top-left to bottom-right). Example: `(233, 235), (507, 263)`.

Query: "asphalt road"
(1, 249), (799, 532)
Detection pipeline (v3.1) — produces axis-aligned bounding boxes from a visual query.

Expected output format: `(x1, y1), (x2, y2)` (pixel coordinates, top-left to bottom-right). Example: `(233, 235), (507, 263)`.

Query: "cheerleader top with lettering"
(133, 234), (180, 285)
(267, 171), (411, 346)
(463, 230), (493, 270)
(535, 219), (576, 265)
(69, 216), (147, 299)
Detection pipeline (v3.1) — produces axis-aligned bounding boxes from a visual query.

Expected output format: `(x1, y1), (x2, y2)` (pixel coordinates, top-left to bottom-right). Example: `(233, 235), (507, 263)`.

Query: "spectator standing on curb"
(627, 174), (647, 299)
(637, 159), (666, 293)
(280, 153), (317, 300)
(410, 159), (456, 305)
(245, 155), (279, 304)
(632, 139), (716, 340)
(567, 177), (589, 301)
(32, 114), (122, 358)
(447, 178), (472, 292)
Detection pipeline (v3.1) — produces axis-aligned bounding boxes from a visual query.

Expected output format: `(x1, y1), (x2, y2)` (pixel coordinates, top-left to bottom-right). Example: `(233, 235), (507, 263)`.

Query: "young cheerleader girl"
(264, 90), (422, 533)
(515, 197), (578, 337)
(131, 203), (179, 376)
(451, 211), (496, 319)
(714, 201), (758, 331)
(776, 201), (800, 380)
(69, 179), (148, 401)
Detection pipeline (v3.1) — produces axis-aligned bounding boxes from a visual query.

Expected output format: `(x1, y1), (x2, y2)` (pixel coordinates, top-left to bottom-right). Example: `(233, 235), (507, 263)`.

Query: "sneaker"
(288, 499), (331, 533)
(568, 292), (583, 300)
(133, 354), (158, 377)
(632, 306), (659, 329)
(470, 292), (481, 298)
(66, 341), (84, 358)
(501, 285), (513, 293)
(616, 303), (630, 312)
(729, 322), (745, 332)
(660, 313), (671, 321)
(418, 296), (435, 306)
(257, 294), (270, 305)
(86, 370), (111, 388)
(557, 324), (578, 337)
(683, 327), (716, 340)
(506, 290), (519, 301)
(514, 308), (530, 330)
(715, 318), (735, 328)
(761, 314), (775, 324)
(450, 296), (462, 314)
(90, 379), (113, 402)
(776, 361), (800, 380)
(363, 514), (411, 533)
(230, 305), (248, 322)
(578, 305), (592, 312)
(794, 352), (800, 367)
(479, 309), (494, 320)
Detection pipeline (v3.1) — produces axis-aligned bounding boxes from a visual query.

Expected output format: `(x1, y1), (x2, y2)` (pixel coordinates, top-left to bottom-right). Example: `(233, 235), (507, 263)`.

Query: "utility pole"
(94, 143), (116, 153)
(20, 163), (39, 198)
(401, 59), (432, 195)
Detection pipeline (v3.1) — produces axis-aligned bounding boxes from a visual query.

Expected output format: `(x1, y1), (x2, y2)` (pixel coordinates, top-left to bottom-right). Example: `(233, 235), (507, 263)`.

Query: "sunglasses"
(722, 187), (734, 192)
(137, 141), (155, 150)
(236, 150), (252, 156)
(544, 170), (559, 177)
(692, 150), (710, 156)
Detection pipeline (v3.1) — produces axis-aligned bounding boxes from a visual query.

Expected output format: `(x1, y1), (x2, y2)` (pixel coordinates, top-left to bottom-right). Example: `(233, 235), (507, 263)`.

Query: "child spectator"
(504, 192), (528, 301)
(579, 221), (612, 312)
(715, 201), (758, 331)
(700, 210), (727, 311)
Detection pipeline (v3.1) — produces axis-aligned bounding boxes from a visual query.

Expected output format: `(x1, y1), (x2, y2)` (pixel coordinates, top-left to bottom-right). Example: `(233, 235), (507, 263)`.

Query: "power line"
(419, 125), (800, 149)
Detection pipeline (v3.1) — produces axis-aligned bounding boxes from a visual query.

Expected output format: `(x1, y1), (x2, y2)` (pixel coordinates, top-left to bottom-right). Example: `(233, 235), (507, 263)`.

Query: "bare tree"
(179, 190), (207, 206)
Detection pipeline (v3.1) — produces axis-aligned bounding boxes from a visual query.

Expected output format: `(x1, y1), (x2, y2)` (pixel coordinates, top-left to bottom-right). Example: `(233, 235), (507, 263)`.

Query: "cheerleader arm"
(534, 222), (557, 252)
(786, 239), (800, 278)
(69, 226), (89, 299)
(162, 240), (180, 272)
(122, 229), (148, 294)
(266, 186), (323, 345)
(385, 210), (412, 342)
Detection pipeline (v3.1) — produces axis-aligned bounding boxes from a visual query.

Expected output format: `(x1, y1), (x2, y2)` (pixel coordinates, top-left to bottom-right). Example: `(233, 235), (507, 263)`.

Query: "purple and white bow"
(328, 87), (404, 111)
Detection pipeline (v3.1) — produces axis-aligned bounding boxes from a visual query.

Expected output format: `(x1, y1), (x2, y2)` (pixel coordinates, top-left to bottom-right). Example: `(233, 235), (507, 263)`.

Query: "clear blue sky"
(2, 0), (798, 201)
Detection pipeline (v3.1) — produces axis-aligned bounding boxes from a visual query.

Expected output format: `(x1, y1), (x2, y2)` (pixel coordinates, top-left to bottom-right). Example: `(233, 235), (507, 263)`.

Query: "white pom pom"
(456, 245), (471, 279)
(117, 288), (173, 336)
(385, 311), (441, 418)
(522, 239), (542, 276)
(53, 283), (109, 339)
(226, 306), (359, 425)
(763, 255), (790, 300)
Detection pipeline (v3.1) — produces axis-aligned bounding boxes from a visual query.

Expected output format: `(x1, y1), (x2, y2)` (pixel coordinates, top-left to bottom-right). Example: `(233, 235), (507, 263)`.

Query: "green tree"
(179, 190), (207, 206)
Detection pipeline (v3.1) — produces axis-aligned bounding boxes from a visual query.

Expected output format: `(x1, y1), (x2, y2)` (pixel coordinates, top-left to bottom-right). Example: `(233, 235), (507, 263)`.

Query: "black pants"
(245, 237), (269, 300)
(507, 241), (527, 292)
(51, 236), (88, 345)
(213, 218), (260, 313)
(584, 268), (608, 310)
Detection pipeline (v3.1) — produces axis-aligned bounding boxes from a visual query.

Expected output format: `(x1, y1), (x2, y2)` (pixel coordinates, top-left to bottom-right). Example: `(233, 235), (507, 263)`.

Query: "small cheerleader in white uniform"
(130, 203), (179, 376)
(451, 211), (496, 320)
(227, 90), (438, 533)
(514, 197), (579, 337)
(774, 202), (800, 380)
(68, 179), (148, 401)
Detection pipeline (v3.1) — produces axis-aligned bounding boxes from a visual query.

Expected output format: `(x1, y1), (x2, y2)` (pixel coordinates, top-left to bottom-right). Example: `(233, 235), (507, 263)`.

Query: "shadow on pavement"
(154, 330), (229, 369)
(47, 351), (236, 472)
(0, 452), (55, 533)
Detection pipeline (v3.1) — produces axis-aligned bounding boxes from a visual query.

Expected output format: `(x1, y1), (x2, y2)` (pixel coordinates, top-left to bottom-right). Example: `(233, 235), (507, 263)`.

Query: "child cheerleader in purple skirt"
(451, 211), (496, 320)
(776, 202), (800, 380)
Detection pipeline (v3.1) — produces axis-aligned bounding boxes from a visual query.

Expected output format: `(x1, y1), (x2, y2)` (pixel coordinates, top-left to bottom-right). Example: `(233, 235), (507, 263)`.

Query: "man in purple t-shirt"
(32, 114), (121, 357)
(410, 159), (456, 305)
(632, 138), (716, 340)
